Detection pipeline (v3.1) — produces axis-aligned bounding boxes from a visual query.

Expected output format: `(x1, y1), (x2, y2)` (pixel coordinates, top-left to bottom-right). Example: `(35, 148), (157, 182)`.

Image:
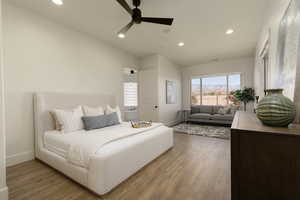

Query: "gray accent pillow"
(82, 112), (120, 131)
(199, 105), (213, 114)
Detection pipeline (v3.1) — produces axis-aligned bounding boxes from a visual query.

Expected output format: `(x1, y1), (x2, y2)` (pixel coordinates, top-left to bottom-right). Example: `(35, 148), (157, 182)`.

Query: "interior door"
(138, 68), (159, 122)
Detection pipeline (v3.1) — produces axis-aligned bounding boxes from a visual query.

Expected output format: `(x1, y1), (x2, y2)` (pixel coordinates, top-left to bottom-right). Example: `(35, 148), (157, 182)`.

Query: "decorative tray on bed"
(130, 121), (152, 128)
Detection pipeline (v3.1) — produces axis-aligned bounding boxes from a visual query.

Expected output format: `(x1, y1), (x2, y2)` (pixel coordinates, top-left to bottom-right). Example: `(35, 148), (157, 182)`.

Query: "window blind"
(124, 82), (138, 107)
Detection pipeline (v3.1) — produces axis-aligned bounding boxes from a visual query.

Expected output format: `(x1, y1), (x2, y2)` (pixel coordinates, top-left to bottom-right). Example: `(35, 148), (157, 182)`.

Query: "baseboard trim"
(6, 151), (34, 167)
(0, 186), (8, 200)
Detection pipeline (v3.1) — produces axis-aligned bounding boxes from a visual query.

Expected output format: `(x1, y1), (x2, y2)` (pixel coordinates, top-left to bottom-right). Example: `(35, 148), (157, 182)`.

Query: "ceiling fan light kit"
(116, 0), (174, 37)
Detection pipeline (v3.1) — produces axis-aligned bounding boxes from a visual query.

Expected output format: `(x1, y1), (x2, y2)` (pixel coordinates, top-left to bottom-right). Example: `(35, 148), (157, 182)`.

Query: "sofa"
(188, 105), (238, 125)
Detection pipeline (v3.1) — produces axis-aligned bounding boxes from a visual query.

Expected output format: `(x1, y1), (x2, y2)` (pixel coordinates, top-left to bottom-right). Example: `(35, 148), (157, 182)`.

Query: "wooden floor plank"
(7, 133), (230, 200)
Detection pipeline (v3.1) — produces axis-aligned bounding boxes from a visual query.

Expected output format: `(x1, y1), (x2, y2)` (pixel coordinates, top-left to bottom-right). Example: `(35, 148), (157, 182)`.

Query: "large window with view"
(191, 74), (241, 106)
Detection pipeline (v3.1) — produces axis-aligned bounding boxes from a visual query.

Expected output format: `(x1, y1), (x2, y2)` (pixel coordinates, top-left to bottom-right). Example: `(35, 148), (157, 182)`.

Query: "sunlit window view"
(191, 79), (201, 105)
(191, 74), (241, 106)
(228, 74), (241, 92)
(202, 76), (227, 105)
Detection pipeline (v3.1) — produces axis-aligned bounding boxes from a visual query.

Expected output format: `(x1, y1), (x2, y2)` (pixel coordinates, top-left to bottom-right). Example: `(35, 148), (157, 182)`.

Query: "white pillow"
(53, 106), (84, 133)
(49, 111), (62, 131)
(217, 105), (231, 115)
(82, 106), (104, 116)
(217, 108), (226, 115)
(106, 105), (122, 123)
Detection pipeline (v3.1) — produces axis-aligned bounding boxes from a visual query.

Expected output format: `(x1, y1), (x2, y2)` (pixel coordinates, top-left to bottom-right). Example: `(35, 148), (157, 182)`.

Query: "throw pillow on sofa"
(199, 105), (213, 114)
(217, 108), (226, 115)
(217, 105), (231, 115)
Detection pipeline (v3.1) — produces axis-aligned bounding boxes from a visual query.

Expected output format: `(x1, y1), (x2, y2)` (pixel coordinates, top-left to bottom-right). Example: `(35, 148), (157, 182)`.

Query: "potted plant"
(233, 88), (255, 111)
(227, 91), (240, 105)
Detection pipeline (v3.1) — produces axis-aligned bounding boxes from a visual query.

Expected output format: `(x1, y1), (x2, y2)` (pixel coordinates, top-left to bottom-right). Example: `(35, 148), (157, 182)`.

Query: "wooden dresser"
(231, 111), (300, 200)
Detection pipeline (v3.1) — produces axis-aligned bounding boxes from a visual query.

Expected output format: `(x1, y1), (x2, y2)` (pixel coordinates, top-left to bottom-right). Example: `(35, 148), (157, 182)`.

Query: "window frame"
(190, 72), (243, 106)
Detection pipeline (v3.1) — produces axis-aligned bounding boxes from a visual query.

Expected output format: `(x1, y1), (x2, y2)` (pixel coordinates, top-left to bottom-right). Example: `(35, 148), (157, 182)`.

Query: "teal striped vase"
(256, 89), (296, 127)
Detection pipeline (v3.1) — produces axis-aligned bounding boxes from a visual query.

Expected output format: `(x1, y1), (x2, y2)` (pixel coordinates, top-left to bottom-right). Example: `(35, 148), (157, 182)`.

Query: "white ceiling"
(8, 0), (270, 66)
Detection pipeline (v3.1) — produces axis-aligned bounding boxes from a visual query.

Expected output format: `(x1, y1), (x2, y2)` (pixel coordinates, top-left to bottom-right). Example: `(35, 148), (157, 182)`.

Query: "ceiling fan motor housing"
(132, 8), (142, 24)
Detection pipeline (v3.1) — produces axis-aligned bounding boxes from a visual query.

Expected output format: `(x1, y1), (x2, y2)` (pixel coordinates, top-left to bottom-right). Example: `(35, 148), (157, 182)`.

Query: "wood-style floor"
(7, 133), (231, 200)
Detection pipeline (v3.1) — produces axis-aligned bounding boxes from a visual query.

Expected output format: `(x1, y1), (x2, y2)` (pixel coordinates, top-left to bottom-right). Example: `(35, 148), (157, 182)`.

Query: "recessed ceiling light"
(118, 33), (126, 39)
(226, 29), (234, 35)
(52, 0), (63, 5)
(178, 42), (185, 47)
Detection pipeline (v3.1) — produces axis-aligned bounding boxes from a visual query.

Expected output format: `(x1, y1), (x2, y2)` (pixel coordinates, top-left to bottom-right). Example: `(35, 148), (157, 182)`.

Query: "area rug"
(173, 123), (230, 140)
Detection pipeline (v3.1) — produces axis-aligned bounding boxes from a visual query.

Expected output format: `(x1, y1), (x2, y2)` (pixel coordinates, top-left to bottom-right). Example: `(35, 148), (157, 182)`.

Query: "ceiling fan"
(116, 0), (174, 38)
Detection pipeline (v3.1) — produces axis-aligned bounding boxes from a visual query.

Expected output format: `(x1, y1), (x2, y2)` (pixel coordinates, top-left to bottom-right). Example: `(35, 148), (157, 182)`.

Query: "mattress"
(44, 122), (167, 162)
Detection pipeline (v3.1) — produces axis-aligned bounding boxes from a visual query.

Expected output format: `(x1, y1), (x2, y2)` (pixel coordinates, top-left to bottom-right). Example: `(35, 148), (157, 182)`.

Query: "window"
(191, 74), (241, 106)
(202, 76), (227, 105)
(191, 79), (201, 105)
(124, 82), (138, 107)
(228, 74), (241, 93)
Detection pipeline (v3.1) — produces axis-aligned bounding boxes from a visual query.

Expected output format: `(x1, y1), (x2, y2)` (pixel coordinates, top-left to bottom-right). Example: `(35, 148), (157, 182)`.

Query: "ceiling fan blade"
(118, 21), (134, 35)
(116, 0), (133, 15)
(141, 17), (174, 25)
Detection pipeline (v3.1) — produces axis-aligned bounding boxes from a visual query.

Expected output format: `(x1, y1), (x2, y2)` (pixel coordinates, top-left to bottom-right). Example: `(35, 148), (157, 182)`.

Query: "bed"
(34, 93), (174, 195)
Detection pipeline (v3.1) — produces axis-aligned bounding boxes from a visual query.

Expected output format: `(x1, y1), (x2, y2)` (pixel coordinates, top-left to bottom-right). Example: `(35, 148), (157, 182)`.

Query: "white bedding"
(44, 130), (71, 158)
(44, 122), (163, 168)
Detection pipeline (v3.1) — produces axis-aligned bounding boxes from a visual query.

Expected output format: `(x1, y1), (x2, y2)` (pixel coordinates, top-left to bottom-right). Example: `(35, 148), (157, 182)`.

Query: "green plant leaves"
(233, 88), (255, 103)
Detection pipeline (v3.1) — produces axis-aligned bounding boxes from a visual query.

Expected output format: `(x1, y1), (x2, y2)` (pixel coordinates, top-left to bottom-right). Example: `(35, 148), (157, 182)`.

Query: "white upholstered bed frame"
(34, 93), (173, 195)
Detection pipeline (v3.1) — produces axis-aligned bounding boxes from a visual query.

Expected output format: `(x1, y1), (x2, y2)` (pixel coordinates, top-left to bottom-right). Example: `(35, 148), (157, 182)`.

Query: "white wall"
(3, 3), (139, 166)
(0, 0), (8, 198)
(182, 57), (254, 110)
(158, 56), (182, 126)
(254, 0), (295, 98)
(254, 0), (300, 123)
(139, 54), (182, 125)
(140, 55), (160, 70)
